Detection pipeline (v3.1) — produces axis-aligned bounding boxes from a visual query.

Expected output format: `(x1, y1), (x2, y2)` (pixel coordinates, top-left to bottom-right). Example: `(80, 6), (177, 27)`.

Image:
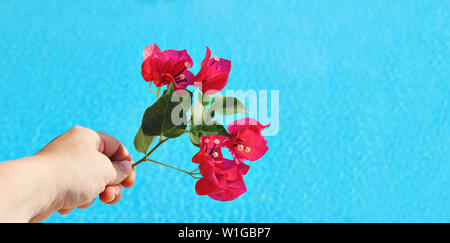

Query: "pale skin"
(0, 126), (136, 223)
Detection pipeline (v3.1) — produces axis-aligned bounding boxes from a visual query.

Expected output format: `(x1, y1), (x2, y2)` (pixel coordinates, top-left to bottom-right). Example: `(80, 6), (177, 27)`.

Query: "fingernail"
(116, 160), (132, 174)
(106, 195), (116, 203)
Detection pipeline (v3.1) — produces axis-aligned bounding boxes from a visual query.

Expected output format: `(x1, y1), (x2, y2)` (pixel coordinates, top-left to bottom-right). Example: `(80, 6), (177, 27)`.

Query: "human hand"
(30, 126), (135, 222)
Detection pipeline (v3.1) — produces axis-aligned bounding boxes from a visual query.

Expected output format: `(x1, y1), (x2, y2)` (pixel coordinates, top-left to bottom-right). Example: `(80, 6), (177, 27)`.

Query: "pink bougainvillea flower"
(197, 135), (228, 161)
(141, 43), (193, 89)
(192, 135), (250, 201)
(194, 156), (249, 201)
(173, 70), (194, 90)
(142, 43), (161, 61)
(224, 118), (269, 162)
(193, 47), (231, 95)
(161, 70), (194, 96)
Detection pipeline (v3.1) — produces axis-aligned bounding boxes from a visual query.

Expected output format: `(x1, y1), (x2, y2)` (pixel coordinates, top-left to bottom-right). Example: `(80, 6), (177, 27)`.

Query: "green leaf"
(134, 127), (156, 154)
(189, 120), (230, 147)
(189, 132), (201, 147)
(198, 92), (211, 106)
(210, 95), (248, 115)
(141, 84), (191, 138)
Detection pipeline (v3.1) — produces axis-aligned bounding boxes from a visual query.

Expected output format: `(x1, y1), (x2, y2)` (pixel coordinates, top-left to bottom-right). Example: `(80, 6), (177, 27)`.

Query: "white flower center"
(204, 138), (210, 143)
(214, 56), (220, 61)
(184, 61), (190, 68)
(237, 144), (244, 151)
(245, 147), (251, 153)
(179, 74), (185, 79)
(213, 152), (219, 157)
(214, 139), (220, 144)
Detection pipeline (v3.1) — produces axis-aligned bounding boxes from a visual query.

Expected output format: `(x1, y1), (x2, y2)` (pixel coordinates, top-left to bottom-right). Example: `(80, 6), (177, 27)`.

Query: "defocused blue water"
(0, 0), (449, 222)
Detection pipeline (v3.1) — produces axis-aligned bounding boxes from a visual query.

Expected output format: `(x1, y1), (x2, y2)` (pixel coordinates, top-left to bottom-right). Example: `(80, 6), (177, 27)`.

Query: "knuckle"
(69, 125), (86, 133)
(68, 125), (98, 140)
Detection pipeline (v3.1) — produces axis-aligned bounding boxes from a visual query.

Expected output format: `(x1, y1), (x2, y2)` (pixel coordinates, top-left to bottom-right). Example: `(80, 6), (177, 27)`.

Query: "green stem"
(149, 83), (158, 96)
(133, 156), (147, 167)
(145, 159), (201, 179)
(132, 137), (201, 179)
(156, 86), (161, 98)
(133, 137), (170, 167)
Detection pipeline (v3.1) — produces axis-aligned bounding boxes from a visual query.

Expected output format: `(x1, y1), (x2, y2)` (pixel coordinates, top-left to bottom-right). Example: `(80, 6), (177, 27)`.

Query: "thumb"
(108, 160), (133, 185)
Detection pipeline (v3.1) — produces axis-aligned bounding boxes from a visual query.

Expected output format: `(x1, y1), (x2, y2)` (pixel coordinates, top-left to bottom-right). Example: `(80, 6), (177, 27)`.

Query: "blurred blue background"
(0, 0), (449, 222)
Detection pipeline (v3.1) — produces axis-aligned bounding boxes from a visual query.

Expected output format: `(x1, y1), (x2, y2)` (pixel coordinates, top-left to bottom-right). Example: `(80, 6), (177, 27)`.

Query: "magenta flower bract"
(192, 135), (250, 201)
(194, 47), (231, 95)
(225, 118), (269, 162)
(141, 43), (193, 90)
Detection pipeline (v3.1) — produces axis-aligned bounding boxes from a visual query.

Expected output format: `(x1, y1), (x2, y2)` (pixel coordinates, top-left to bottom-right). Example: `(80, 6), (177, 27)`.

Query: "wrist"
(0, 155), (61, 222)
(29, 153), (65, 216)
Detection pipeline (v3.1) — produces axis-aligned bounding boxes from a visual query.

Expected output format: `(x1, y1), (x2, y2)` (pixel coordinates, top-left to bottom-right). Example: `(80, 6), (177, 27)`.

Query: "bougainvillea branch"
(133, 44), (269, 201)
